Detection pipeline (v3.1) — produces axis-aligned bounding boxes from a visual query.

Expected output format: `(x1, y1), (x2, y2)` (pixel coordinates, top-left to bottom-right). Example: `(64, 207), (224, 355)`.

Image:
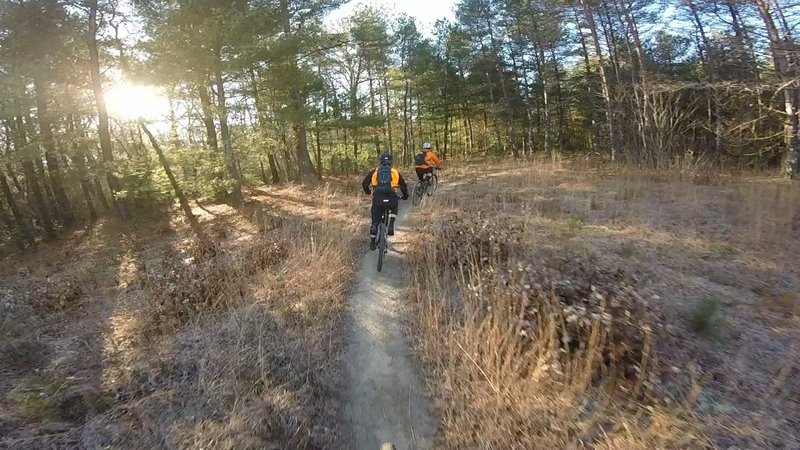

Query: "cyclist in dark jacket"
(362, 153), (409, 250)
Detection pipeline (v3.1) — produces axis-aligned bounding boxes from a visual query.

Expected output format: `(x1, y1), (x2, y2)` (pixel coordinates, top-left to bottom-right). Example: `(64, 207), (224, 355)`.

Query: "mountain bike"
(376, 206), (390, 272)
(412, 169), (438, 206)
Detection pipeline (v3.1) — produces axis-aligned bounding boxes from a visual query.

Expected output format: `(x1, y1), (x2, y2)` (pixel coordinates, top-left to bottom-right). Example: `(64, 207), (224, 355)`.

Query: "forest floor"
(0, 178), (369, 449)
(407, 160), (800, 448)
(1, 160), (799, 449)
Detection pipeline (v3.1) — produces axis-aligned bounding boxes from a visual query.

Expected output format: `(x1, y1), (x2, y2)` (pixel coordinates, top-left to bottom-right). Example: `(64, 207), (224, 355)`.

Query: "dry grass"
(0, 180), (366, 449)
(407, 160), (800, 448)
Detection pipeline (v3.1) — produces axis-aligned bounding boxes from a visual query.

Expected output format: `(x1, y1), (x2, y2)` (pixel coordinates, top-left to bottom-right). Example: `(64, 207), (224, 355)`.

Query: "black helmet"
(379, 152), (393, 165)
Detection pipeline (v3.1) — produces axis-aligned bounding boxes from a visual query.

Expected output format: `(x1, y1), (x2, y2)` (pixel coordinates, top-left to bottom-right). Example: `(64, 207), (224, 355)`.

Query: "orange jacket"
(362, 167), (410, 197)
(415, 151), (441, 170)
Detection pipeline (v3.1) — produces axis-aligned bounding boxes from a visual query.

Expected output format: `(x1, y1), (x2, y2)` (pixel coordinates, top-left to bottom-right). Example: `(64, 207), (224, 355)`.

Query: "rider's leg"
(387, 197), (399, 236)
(369, 201), (381, 250)
(426, 168), (435, 195)
(415, 167), (425, 182)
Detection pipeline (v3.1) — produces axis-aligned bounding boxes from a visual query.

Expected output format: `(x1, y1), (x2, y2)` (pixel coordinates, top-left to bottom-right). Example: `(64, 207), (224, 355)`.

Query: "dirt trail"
(344, 205), (436, 450)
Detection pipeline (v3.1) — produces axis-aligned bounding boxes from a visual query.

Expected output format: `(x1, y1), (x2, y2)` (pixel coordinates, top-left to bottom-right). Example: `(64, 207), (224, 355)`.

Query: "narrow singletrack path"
(344, 206), (435, 450)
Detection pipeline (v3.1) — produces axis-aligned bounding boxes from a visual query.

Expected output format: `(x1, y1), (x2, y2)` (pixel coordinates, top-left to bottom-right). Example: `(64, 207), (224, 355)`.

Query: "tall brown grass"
(406, 162), (800, 448)
(410, 232), (708, 448)
(0, 184), (361, 449)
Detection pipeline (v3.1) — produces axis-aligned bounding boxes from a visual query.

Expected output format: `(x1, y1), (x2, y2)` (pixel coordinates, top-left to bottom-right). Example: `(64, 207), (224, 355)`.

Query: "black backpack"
(374, 162), (394, 195)
(414, 152), (427, 165)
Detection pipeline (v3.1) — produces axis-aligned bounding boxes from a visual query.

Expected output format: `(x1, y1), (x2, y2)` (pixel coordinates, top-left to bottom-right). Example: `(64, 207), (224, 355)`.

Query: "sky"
(324, 0), (458, 35)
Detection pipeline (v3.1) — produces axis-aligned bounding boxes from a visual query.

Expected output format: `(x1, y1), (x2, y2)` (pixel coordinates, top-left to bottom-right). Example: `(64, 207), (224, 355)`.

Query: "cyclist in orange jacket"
(413, 142), (442, 182)
(362, 153), (409, 250)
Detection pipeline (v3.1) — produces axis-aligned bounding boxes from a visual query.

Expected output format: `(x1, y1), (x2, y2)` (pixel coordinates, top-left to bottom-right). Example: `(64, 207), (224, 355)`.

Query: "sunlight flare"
(105, 82), (170, 121)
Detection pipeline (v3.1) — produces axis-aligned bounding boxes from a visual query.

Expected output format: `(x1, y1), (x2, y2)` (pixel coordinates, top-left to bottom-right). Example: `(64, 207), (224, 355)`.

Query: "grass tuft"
(690, 297), (724, 338)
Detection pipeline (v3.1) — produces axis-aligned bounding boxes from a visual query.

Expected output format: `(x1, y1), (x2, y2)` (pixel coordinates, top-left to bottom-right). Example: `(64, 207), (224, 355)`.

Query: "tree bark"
(214, 47), (244, 203)
(33, 77), (74, 226)
(268, 153), (280, 183)
(197, 83), (219, 151)
(384, 77), (393, 155)
(754, 0), (799, 178)
(10, 117), (54, 240)
(67, 115), (97, 221)
(0, 198), (25, 249)
(686, 0), (723, 158)
(140, 122), (203, 236)
(534, 45), (551, 157)
(88, 0), (129, 220)
(0, 169), (33, 246)
(281, 0), (314, 183)
(403, 80), (410, 161)
(314, 120), (323, 179)
(259, 159), (268, 184)
(579, 0), (616, 158)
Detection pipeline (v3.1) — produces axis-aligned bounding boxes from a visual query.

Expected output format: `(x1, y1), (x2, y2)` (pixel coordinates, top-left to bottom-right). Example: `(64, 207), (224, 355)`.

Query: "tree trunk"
(259, 159), (268, 184)
(268, 153), (280, 183)
(88, 0), (129, 220)
(579, 0), (617, 157)
(534, 46), (551, 157)
(280, 0), (314, 183)
(384, 77), (393, 155)
(0, 199), (25, 249)
(686, 0), (723, 158)
(0, 169), (33, 246)
(574, 7), (597, 150)
(443, 114), (450, 160)
(314, 120), (323, 179)
(403, 80), (410, 162)
(68, 115), (97, 221)
(141, 122), (203, 236)
(485, 20), (518, 156)
(616, 0), (650, 159)
(754, 0), (799, 178)
(1, 129), (24, 194)
(214, 47), (244, 203)
(551, 48), (566, 154)
(33, 78), (74, 226)
(10, 117), (54, 240)
(484, 69), (504, 154)
(197, 84), (219, 151)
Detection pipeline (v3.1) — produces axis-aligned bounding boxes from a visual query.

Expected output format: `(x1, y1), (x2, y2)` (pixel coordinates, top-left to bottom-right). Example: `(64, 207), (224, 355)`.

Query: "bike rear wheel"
(412, 182), (424, 206)
(377, 212), (388, 272)
(377, 224), (385, 271)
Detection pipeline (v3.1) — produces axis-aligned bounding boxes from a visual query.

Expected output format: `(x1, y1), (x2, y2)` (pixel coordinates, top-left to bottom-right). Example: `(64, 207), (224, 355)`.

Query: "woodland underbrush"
(0, 181), (364, 449)
(408, 162), (799, 448)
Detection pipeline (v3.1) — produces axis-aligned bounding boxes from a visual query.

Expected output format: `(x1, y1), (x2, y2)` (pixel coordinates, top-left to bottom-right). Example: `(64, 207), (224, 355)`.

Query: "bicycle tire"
(430, 172), (438, 194)
(412, 182), (424, 206)
(377, 222), (387, 272)
(378, 222), (386, 272)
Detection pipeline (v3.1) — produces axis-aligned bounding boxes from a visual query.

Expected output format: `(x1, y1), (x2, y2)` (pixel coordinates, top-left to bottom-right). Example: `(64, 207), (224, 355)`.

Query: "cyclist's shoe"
(369, 238), (377, 251)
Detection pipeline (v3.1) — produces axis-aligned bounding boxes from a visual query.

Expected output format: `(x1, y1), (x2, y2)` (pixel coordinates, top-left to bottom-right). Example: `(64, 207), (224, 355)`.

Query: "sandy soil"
(344, 203), (436, 450)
